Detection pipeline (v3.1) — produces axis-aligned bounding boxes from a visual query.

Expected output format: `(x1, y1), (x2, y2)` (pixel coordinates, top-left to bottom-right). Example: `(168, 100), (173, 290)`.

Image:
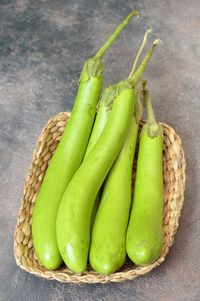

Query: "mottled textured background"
(0, 0), (200, 300)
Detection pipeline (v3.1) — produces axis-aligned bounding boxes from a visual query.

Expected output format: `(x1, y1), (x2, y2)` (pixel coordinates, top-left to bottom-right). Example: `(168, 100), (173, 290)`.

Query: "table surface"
(0, 0), (200, 300)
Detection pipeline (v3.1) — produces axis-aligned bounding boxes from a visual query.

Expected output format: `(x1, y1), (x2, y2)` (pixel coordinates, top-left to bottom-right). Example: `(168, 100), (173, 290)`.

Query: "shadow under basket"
(14, 112), (186, 284)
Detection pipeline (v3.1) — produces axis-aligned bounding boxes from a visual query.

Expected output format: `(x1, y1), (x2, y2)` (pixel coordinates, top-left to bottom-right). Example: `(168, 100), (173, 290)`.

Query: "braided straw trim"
(13, 112), (186, 284)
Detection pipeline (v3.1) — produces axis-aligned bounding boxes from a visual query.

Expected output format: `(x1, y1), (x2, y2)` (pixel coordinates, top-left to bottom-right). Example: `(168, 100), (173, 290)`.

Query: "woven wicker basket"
(14, 112), (186, 284)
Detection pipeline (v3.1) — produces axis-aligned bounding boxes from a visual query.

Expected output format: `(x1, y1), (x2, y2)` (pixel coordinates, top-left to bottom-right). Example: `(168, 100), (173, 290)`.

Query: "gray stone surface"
(0, 0), (200, 300)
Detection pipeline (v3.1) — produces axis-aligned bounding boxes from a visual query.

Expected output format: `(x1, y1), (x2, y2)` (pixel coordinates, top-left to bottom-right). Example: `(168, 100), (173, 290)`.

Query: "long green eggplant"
(84, 85), (116, 225)
(126, 88), (164, 266)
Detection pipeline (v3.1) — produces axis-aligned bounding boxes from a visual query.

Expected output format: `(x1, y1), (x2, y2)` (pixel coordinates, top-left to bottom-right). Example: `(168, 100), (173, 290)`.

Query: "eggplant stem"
(94, 10), (140, 59)
(128, 29), (152, 79)
(144, 89), (157, 123)
(128, 39), (161, 84)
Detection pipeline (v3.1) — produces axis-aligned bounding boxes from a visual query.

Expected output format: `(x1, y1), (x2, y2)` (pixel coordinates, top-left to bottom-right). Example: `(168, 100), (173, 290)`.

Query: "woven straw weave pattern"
(14, 112), (186, 283)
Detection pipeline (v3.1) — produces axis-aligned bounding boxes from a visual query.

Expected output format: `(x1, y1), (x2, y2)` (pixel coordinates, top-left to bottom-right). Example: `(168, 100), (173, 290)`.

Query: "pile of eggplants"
(32, 11), (164, 275)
